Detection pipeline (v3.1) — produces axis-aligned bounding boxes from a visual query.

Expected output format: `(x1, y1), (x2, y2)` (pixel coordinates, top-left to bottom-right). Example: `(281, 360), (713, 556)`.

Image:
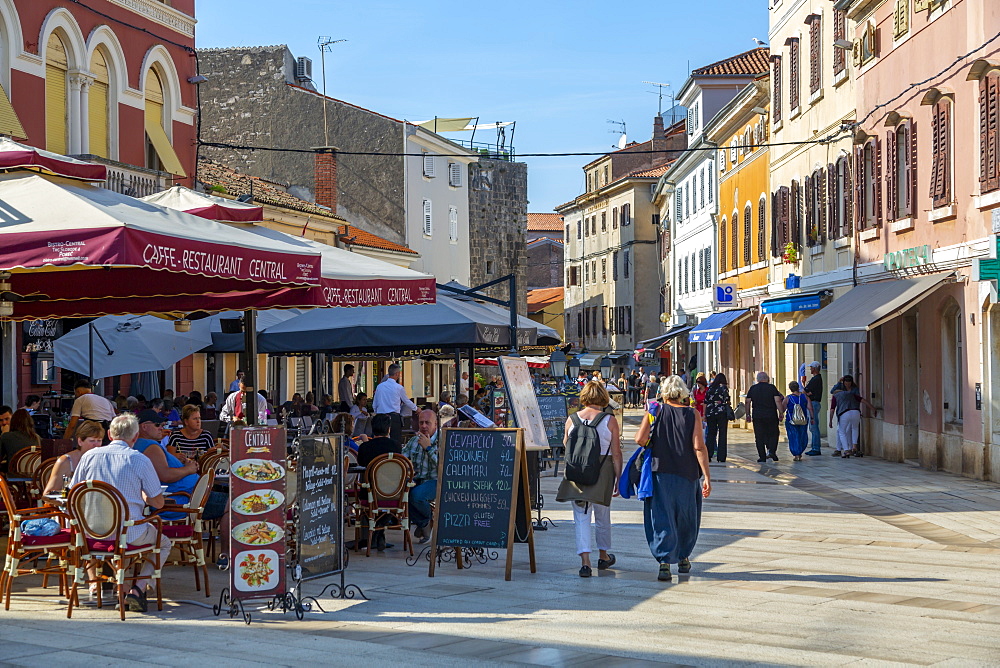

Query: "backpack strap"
(570, 413), (583, 428)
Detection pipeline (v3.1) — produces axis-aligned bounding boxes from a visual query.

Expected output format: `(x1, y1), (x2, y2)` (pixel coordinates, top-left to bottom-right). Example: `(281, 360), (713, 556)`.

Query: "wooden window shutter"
(981, 76), (990, 189)
(914, 0), (930, 11)
(791, 180), (802, 249)
(802, 176), (813, 246)
(904, 120), (916, 216)
(743, 204), (752, 265)
(853, 146), (865, 232)
(886, 129), (898, 221)
(874, 137), (883, 227)
(772, 57), (782, 123)
(843, 156), (854, 237)
(789, 39), (800, 110)
(449, 162), (462, 187)
(423, 154), (435, 177)
(932, 100), (952, 207)
(720, 217), (727, 272)
(809, 18), (821, 94)
(833, 10), (846, 75)
(422, 199), (433, 236)
(771, 192), (779, 256)
(612, 207), (618, 229)
(983, 73), (1000, 193)
(780, 186), (791, 250)
(893, 0), (909, 39)
(817, 168), (827, 244)
(732, 208), (739, 270)
(826, 164), (837, 240)
(758, 198), (767, 262)
(930, 106), (942, 201)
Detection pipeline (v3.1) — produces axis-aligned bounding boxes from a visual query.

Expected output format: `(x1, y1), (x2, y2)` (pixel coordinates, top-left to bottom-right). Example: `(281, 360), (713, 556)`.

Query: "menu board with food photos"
(229, 426), (287, 601)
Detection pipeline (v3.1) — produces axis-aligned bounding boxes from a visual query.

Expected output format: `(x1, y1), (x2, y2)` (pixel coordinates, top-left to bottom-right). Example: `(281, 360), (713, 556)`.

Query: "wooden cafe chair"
(153, 471), (215, 597)
(357, 453), (414, 557)
(65, 481), (165, 620)
(0, 474), (73, 610)
(30, 457), (59, 507)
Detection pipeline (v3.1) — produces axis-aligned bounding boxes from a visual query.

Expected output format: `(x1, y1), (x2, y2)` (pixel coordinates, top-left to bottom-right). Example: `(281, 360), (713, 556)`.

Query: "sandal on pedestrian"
(597, 554), (616, 570)
(579, 565), (592, 578)
(125, 586), (147, 613)
(657, 563), (672, 581)
(678, 558), (691, 574)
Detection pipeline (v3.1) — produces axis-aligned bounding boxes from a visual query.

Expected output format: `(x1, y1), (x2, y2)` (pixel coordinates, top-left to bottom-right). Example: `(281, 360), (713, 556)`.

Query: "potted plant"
(782, 242), (799, 264)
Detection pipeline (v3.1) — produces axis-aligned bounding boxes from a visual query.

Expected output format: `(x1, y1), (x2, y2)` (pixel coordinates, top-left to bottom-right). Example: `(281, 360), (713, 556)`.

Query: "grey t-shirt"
(833, 387), (862, 416)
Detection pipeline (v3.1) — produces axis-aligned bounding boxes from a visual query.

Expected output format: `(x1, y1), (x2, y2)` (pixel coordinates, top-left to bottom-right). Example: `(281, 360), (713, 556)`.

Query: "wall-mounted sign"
(884, 245), (930, 272)
(712, 284), (737, 310)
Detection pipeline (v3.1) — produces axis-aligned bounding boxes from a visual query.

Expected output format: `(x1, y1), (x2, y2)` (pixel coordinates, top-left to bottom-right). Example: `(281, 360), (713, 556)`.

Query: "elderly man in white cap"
(803, 361), (824, 455)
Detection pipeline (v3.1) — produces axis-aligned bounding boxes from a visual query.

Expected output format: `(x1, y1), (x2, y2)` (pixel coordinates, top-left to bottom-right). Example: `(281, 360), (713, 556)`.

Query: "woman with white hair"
(634, 376), (711, 581)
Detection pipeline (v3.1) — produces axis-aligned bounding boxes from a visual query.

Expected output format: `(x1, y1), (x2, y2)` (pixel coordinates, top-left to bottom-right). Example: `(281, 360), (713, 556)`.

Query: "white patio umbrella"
(54, 315), (214, 378)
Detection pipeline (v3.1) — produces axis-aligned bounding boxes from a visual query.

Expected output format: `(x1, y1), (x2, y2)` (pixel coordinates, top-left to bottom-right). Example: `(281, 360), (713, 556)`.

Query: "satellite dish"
(617, 134), (628, 149)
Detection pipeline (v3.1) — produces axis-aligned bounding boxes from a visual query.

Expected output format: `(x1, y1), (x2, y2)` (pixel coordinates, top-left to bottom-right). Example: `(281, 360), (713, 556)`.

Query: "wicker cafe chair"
(153, 471), (215, 598)
(357, 453), (414, 557)
(9, 447), (42, 477)
(0, 474), (73, 610)
(65, 481), (165, 620)
(199, 451), (229, 563)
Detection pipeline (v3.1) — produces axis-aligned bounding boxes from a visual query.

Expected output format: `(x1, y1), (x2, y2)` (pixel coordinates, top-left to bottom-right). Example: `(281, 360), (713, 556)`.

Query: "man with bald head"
(745, 371), (784, 463)
(402, 409), (440, 545)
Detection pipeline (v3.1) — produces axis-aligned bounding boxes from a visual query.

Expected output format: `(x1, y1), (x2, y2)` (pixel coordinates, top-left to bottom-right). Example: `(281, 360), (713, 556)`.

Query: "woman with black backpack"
(556, 381), (623, 578)
(633, 376), (711, 581)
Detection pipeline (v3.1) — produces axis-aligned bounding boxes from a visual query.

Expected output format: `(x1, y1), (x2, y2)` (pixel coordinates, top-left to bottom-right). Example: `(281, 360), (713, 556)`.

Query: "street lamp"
(567, 355), (581, 378)
(600, 355), (613, 376)
(549, 349), (567, 378)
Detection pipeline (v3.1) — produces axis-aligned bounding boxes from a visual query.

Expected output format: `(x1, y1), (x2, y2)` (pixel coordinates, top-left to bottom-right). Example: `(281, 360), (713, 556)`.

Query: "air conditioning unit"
(295, 57), (313, 82)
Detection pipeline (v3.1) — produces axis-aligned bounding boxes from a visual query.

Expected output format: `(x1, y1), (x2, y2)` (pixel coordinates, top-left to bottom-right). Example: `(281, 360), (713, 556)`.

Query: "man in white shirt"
(219, 379), (268, 424)
(338, 364), (356, 408)
(66, 378), (117, 439)
(372, 363), (417, 444)
(71, 413), (168, 613)
(459, 372), (470, 396)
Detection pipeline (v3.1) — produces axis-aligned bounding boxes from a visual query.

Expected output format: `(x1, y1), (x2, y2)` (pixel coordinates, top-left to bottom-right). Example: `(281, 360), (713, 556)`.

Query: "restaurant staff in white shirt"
(219, 379), (269, 424)
(372, 363), (418, 444)
(66, 378), (117, 439)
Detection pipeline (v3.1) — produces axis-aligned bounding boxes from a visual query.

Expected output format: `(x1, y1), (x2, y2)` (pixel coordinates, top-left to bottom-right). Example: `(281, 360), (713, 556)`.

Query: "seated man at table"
(71, 413), (170, 613)
(356, 414), (400, 469)
(135, 409), (226, 523)
(402, 409), (440, 544)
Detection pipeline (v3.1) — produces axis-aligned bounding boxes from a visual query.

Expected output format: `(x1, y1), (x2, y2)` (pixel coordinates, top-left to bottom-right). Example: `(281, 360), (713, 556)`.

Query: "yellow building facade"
(704, 79), (770, 401)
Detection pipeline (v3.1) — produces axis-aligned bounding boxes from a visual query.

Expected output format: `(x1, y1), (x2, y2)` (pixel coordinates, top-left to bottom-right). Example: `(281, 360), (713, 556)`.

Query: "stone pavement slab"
(2, 408), (999, 666)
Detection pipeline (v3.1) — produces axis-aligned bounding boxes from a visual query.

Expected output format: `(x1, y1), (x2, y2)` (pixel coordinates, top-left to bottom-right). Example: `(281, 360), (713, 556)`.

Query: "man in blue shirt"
(402, 409), (439, 545)
(228, 370), (244, 394)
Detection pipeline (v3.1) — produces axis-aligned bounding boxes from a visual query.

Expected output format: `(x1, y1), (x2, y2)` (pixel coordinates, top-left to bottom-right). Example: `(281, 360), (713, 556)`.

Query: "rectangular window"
(422, 199), (432, 236)
(612, 207), (619, 229)
(601, 211), (607, 232)
(699, 169), (705, 208)
(584, 262), (589, 284)
(577, 219), (582, 239)
(788, 37), (800, 110)
(565, 224), (570, 242)
(684, 187), (690, 219)
(576, 312), (583, 339)
(772, 55), (783, 123)
(626, 306), (632, 335)
(613, 251), (619, 281)
(675, 187), (683, 222)
(980, 73), (1000, 194)
(448, 205), (459, 241)
(930, 100), (952, 208)
(592, 261), (597, 283)
(622, 203), (630, 226)
(423, 154), (435, 177)
(623, 250), (630, 279)
(893, 0), (910, 39)
(833, 9), (847, 74)
(602, 306), (607, 335)
(584, 216), (590, 237)
(683, 255), (689, 293)
(569, 265), (579, 286)
(808, 15), (821, 94)
(705, 247), (712, 287)
(707, 164), (714, 202)
(449, 162), (462, 187)
(601, 258), (607, 282)
(603, 165), (609, 185)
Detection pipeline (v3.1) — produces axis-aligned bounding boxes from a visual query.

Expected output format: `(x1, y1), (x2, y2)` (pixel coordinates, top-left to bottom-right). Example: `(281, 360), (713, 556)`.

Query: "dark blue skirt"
(643, 472), (702, 564)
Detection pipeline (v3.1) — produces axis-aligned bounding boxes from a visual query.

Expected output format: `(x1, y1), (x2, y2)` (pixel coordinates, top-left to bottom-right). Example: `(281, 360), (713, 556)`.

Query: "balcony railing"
(451, 140), (516, 162)
(72, 155), (171, 198)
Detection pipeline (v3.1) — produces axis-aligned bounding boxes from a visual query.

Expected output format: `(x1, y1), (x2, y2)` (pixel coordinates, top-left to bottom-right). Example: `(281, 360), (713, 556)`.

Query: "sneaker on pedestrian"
(678, 558), (691, 573)
(806, 450), (821, 456)
(657, 563), (672, 581)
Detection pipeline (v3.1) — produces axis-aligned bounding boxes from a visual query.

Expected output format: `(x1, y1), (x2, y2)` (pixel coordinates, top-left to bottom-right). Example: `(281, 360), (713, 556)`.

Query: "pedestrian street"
(2, 409), (998, 667)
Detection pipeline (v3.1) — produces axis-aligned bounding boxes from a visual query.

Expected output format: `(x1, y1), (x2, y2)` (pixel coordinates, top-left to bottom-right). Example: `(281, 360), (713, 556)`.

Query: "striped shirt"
(72, 441), (163, 544)
(166, 430), (215, 456)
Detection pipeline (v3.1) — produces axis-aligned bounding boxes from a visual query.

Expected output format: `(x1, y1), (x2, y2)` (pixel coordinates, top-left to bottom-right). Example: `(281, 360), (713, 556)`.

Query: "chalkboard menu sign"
(229, 426), (287, 601)
(429, 428), (536, 581)
(537, 395), (577, 449)
(296, 434), (343, 580)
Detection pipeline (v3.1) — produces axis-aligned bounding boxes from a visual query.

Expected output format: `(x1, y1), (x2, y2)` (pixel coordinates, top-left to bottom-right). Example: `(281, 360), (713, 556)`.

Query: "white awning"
(784, 274), (953, 344)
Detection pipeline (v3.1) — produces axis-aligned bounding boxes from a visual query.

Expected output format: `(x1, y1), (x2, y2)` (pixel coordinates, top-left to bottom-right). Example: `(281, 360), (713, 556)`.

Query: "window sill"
(750, 261), (768, 271)
(974, 189), (1000, 210)
(808, 245), (824, 256)
(833, 236), (852, 249)
(889, 217), (915, 233)
(859, 227), (880, 242)
(789, 105), (801, 121)
(809, 88), (824, 105)
(833, 68), (849, 87)
(773, 119), (783, 133)
(928, 204), (956, 222)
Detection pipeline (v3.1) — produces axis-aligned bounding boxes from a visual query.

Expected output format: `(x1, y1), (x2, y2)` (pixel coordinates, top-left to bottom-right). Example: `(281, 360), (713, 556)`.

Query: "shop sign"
(712, 284), (737, 310)
(883, 245), (930, 271)
(22, 320), (61, 353)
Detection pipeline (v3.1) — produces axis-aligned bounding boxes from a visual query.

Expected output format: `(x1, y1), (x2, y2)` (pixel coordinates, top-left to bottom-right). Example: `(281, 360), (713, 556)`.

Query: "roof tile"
(692, 47), (770, 77)
(527, 287), (564, 313)
(527, 213), (564, 231)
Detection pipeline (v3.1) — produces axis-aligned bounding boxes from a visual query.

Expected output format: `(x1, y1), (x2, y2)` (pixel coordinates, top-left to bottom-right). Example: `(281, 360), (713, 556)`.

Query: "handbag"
(725, 404), (737, 421)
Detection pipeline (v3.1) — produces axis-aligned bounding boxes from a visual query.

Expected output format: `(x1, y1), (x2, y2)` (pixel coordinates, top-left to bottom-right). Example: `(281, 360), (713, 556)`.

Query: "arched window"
(743, 203), (752, 266)
(757, 197), (766, 262)
(719, 217), (727, 274)
(144, 65), (186, 176)
(88, 48), (111, 158)
(46, 33), (70, 155)
(731, 209), (739, 271)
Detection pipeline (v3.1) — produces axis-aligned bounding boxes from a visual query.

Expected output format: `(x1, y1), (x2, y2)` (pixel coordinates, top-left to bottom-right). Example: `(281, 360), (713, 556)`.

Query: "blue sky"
(195, 1), (768, 213)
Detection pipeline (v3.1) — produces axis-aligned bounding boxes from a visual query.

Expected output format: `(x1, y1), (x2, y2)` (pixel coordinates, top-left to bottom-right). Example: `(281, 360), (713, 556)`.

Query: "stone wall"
(196, 45), (406, 244)
(468, 158), (528, 315)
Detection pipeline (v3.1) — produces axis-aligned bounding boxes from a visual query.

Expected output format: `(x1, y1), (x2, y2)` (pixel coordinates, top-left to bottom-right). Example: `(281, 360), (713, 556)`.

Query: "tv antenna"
(642, 81), (672, 116)
(607, 119), (627, 149)
(317, 36), (348, 146)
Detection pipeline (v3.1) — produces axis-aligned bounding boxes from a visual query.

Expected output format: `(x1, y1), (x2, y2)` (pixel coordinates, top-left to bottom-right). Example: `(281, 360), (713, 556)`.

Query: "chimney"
(651, 114), (665, 153)
(314, 150), (338, 210)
